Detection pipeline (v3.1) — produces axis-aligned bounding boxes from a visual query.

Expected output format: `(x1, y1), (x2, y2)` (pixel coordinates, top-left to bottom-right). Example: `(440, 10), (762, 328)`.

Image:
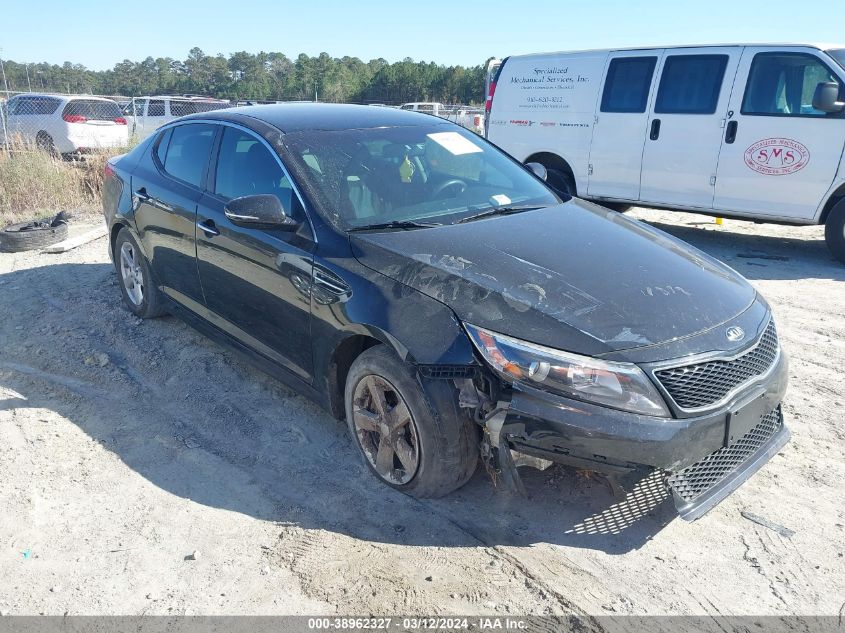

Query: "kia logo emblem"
(726, 326), (746, 342)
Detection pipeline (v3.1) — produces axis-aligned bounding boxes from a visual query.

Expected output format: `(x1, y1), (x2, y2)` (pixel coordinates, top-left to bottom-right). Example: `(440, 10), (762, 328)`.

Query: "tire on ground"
(114, 227), (166, 319)
(825, 199), (845, 265)
(345, 345), (479, 498)
(0, 220), (68, 252)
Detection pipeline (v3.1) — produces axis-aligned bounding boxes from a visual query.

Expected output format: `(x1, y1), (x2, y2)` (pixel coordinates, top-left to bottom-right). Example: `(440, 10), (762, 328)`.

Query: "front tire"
(825, 199), (845, 265)
(114, 227), (166, 318)
(345, 346), (479, 498)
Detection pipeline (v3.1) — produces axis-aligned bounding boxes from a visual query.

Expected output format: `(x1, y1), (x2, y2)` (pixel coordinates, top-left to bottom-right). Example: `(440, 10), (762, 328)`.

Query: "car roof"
(183, 103), (451, 133)
(9, 93), (115, 103)
(509, 42), (845, 60)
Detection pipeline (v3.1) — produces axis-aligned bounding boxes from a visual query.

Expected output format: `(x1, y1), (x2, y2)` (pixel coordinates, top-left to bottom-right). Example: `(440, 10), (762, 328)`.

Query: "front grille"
(655, 320), (779, 410)
(418, 365), (476, 380)
(668, 407), (783, 503)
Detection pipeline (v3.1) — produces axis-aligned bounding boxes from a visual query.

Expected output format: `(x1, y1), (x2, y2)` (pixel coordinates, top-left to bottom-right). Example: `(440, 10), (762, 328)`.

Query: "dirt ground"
(0, 208), (843, 618)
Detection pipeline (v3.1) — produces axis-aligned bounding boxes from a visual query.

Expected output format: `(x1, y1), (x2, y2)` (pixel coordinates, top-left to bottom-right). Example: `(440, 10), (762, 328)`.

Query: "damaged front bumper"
(495, 348), (790, 520)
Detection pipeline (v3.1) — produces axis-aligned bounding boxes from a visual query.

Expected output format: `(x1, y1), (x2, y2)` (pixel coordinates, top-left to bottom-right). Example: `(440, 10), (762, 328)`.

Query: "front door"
(639, 48), (741, 209)
(587, 51), (662, 201)
(195, 125), (315, 382)
(714, 47), (845, 221)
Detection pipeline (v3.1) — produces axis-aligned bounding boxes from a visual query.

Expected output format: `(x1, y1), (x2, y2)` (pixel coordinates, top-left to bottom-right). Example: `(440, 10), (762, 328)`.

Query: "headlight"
(464, 323), (670, 418)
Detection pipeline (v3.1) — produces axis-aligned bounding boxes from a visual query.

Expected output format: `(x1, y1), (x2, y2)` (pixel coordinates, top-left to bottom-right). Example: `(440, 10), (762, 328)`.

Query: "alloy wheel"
(119, 241), (145, 306)
(352, 374), (420, 484)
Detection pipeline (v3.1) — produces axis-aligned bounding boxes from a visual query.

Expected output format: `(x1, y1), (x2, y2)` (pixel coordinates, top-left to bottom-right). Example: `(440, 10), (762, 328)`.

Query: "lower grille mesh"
(668, 407), (783, 503)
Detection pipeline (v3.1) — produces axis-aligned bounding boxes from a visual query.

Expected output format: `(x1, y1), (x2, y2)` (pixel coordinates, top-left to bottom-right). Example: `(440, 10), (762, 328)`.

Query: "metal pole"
(0, 54), (10, 98)
(26, 65), (32, 92)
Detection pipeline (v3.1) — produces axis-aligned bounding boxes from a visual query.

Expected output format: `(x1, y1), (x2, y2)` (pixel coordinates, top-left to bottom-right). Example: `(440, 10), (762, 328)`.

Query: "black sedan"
(102, 104), (788, 520)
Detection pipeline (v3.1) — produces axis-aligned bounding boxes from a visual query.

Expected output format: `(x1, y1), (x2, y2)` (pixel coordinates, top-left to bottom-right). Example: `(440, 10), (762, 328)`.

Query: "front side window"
(600, 56), (657, 113)
(282, 125), (559, 230)
(148, 99), (165, 117)
(214, 127), (300, 217)
(160, 123), (216, 187)
(742, 52), (843, 117)
(655, 55), (728, 114)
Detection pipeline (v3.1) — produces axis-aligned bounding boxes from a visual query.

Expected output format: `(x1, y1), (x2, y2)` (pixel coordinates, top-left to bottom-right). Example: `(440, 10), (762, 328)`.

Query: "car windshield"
(63, 100), (122, 121)
(281, 125), (560, 230)
(829, 49), (845, 71)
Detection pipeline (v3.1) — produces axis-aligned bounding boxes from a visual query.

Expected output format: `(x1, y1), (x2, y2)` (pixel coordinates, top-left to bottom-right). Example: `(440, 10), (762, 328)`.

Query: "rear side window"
(742, 52), (844, 117)
(655, 55), (728, 114)
(213, 127), (300, 217)
(148, 99), (165, 117)
(161, 123), (216, 187)
(154, 128), (172, 165)
(600, 57), (657, 113)
(9, 96), (60, 115)
(63, 100), (121, 121)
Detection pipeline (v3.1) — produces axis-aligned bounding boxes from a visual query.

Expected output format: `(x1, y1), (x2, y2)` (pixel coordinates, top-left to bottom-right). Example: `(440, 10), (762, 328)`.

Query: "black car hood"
(350, 200), (756, 357)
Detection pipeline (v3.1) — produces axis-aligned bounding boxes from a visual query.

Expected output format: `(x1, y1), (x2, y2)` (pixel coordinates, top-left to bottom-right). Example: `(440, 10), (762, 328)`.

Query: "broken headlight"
(464, 323), (670, 418)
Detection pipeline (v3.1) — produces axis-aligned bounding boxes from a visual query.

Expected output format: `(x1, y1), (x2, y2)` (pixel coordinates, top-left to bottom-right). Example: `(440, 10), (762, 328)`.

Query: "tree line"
(0, 48), (491, 105)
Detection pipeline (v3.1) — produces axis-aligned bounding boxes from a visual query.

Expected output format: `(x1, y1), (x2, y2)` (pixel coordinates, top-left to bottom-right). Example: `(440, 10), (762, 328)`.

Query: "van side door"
(714, 47), (845, 221)
(638, 47), (741, 209)
(587, 51), (663, 201)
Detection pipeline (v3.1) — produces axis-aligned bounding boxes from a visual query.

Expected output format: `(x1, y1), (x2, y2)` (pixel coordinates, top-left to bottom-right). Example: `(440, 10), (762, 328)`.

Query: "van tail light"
(474, 114), (482, 128)
(114, 117), (127, 125)
(485, 81), (497, 113)
(104, 162), (115, 178)
(63, 114), (87, 123)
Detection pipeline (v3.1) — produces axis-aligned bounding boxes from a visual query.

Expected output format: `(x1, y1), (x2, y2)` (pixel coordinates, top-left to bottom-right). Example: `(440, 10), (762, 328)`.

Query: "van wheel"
(546, 168), (576, 197)
(603, 202), (632, 213)
(35, 132), (57, 156)
(345, 346), (479, 498)
(825, 199), (845, 265)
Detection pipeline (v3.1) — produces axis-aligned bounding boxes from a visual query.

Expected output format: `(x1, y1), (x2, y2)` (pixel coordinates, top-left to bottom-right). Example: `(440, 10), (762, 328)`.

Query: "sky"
(1, 0), (844, 69)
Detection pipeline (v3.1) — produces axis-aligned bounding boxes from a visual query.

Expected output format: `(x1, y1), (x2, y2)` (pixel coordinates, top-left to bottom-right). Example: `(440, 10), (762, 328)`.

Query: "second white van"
(486, 44), (845, 262)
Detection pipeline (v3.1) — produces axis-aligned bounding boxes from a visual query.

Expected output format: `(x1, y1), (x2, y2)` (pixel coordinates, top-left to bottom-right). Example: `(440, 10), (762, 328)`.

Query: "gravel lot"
(0, 208), (843, 617)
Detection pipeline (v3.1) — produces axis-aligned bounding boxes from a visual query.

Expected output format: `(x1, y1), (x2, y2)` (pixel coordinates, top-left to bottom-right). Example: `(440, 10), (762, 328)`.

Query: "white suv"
(123, 96), (230, 140)
(0, 93), (129, 156)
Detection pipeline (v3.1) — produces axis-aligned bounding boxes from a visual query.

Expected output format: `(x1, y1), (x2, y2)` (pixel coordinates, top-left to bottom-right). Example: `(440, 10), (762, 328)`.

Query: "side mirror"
(224, 194), (298, 230)
(812, 82), (845, 114)
(524, 162), (548, 181)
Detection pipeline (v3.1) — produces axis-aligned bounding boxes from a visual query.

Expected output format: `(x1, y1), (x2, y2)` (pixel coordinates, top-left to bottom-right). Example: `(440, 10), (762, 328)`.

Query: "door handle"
(197, 219), (220, 237)
(134, 187), (151, 202)
(725, 120), (738, 144)
(649, 119), (661, 141)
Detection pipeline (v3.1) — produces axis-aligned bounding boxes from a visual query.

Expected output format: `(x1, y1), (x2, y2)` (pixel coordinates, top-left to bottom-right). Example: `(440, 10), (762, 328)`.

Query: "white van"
(124, 96), (230, 140)
(486, 44), (845, 262)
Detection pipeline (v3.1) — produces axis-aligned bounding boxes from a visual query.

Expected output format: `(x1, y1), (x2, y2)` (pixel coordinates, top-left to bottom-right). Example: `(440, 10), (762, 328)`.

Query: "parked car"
(0, 93), (128, 156)
(102, 104), (788, 520)
(401, 102), (485, 135)
(486, 43), (845, 263)
(123, 95), (230, 140)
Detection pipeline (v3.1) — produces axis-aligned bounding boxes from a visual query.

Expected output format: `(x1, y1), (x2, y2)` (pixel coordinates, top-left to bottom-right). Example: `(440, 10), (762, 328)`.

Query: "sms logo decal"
(744, 138), (810, 176)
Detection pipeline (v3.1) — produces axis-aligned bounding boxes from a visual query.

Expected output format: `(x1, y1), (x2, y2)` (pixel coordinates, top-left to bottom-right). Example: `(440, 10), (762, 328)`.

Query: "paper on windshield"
(427, 132), (483, 156)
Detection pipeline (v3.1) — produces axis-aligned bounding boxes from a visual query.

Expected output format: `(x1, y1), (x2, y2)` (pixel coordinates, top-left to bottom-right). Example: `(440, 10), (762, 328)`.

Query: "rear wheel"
(114, 228), (166, 318)
(345, 346), (478, 497)
(35, 131), (57, 156)
(825, 199), (845, 265)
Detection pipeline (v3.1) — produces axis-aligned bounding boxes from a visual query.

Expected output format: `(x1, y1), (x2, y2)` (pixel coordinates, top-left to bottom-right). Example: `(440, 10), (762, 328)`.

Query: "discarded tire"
(0, 213), (69, 253)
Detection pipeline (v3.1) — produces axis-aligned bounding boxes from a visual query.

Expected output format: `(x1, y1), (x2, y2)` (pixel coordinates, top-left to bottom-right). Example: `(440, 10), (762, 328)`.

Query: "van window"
(600, 57), (657, 113)
(148, 99), (165, 117)
(655, 55), (728, 114)
(742, 52), (843, 117)
(9, 96), (60, 115)
(63, 100), (121, 121)
(161, 123), (216, 187)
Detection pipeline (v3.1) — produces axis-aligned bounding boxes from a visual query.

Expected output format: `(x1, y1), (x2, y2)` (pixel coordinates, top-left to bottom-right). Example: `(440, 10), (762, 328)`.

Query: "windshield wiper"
(347, 220), (441, 232)
(456, 205), (547, 224)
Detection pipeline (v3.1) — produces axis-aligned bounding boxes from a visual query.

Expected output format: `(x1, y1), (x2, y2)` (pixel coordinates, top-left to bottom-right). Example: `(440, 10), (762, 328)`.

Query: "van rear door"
(638, 47), (741, 209)
(587, 51), (663, 200)
(713, 46), (845, 221)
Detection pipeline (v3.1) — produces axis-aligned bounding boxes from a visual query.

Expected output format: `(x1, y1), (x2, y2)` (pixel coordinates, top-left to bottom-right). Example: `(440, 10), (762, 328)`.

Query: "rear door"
(195, 124), (315, 382)
(714, 47), (845, 220)
(639, 48), (741, 209)
(587, 51), (662, 200)
(132, 122), (216, 307)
